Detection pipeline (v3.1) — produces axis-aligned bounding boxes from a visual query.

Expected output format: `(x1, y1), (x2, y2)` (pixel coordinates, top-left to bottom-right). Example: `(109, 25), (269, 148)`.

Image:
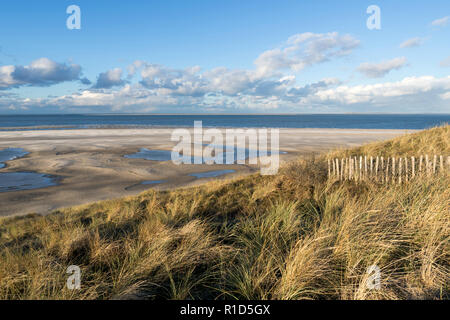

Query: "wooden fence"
(328, 155), (450, 183)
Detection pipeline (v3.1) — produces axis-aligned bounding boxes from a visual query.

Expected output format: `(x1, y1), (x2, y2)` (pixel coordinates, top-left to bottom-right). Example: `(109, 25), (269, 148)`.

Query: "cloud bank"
(0, 32), (449, 113)
(0, 58), (89, 89)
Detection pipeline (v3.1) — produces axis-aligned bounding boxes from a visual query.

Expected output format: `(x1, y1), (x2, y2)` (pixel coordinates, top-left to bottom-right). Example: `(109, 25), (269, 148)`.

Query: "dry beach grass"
(0, 125), (448, 300)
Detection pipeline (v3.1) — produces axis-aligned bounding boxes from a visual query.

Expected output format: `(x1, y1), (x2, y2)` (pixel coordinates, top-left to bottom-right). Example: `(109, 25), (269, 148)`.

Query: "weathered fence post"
(349, 157), (353, 180)
(347, 158), (350, 181)
(328, 159), (331, 178)
(392, 157), (396, 184)
(385, 157), (389, 183)
(412, 156), (415, 178)
(405, 157), (408, 182)
(336, 158), (340, 180)
(333, 158), (341, 180)
(419, 155), (423, 174)
(351, 157), (353, 180)
(358, 156), (362, 182)
(364, 155), (367, 180)
(398, 157), (402, 184)
(375, 156), (379, 182)
(349, 157), (352, 181)
(328, 160), (336, 177)
(370, 156), (373, 178)
(348, 157), (351, 180)
(433, 155), (437, 174)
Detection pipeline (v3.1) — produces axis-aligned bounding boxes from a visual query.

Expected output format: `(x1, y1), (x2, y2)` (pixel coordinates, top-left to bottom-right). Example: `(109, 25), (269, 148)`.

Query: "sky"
(0, 0), (450, 114)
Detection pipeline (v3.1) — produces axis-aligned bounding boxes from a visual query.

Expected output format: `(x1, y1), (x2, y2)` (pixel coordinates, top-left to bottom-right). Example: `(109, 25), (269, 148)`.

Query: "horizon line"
(1, 113), (450, 116)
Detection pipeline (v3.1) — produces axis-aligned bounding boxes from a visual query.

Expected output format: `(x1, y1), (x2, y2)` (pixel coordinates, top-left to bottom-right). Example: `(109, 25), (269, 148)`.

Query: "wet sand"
(0, 128), (412, 217)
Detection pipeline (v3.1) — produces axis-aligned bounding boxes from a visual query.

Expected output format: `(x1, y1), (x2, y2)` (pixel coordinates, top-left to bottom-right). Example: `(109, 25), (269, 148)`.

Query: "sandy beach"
(0, 128), (412, 217)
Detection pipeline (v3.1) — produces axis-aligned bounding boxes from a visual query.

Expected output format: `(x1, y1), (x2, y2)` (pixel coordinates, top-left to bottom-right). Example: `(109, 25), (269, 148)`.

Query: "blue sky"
(0, 0), (449, 113)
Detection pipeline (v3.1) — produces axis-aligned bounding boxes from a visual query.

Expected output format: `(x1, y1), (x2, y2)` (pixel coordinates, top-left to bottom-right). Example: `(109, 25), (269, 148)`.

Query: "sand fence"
(328, 155), (449, 184)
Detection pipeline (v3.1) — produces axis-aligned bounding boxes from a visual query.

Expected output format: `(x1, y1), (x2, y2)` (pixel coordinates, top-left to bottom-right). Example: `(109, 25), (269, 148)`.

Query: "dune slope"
(0, 125), (448, 300)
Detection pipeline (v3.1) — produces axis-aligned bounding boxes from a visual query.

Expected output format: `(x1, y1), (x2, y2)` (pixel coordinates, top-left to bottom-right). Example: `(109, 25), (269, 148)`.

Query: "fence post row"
(328, 154), (448, 183)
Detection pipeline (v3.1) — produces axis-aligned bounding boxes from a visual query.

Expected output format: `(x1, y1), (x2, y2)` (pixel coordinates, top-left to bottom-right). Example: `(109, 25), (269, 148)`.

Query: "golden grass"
(0, 125), (448, 300)
(329, 124), (449, 158)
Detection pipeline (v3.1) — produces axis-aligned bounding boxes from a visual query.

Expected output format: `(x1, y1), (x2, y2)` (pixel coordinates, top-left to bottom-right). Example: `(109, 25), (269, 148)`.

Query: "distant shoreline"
(0, 125), (423, 131)
(0, 114), (448, 131)
(1, 113), (450, 115)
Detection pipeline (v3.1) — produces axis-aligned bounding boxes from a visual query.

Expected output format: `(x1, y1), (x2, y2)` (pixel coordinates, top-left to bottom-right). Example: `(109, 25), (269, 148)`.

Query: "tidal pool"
(189, 170), (236, 178)
(0, 172), (58, 193)
(0, 148), (29, 168)
(125, 148), (173, 161)
(124, 148), (205, 163)
(142, 180), (167, 185)
(125, 147), (286, 164)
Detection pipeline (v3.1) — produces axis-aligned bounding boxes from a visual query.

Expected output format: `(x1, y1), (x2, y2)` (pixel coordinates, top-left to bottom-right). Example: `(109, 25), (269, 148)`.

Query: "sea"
(0, 114), (449, 130)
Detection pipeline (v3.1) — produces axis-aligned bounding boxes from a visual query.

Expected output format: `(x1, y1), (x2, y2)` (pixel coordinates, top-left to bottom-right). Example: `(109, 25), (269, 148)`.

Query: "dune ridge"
(0, 125), (448, 300)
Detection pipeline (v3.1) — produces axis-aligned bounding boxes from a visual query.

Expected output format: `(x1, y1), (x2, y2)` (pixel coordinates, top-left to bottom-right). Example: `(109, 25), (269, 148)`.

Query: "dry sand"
(0, 128), (412, 217)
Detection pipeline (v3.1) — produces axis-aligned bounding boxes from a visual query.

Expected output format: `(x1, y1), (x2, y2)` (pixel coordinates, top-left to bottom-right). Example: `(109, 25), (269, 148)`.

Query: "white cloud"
(139, 64), (207, 95)
(93, 68), (126, 89)
(204, 67), (259, 96)
(286, 78), (341, 102)
(357, 57), (408, 78)
(0, 65), (17, 88)
(135, 62), (287, 98)
(309, 76), (450, 105)
(399, 37), (423, 48)
(431, 16), (449, 27)
(0, 57), (89, 89)
(254, 32), (360, 76)
(126, 60), (146, 78)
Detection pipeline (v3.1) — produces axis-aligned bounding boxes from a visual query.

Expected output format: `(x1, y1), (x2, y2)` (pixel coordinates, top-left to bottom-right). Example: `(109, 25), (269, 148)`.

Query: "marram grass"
(0, 125), (448, 300)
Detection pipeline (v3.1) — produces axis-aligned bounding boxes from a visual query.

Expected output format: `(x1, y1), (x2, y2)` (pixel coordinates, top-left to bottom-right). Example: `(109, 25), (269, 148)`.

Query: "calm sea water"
(0, 114), (448, 130)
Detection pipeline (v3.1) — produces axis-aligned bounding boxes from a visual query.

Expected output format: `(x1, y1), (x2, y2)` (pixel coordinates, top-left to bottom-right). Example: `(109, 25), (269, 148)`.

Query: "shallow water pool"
(0, 172), (58, 193)
(125, 147), (286, 164)
(142, 180), (167, 185)
(189, 170), (236, 178)
(0, 148), (29, 168)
